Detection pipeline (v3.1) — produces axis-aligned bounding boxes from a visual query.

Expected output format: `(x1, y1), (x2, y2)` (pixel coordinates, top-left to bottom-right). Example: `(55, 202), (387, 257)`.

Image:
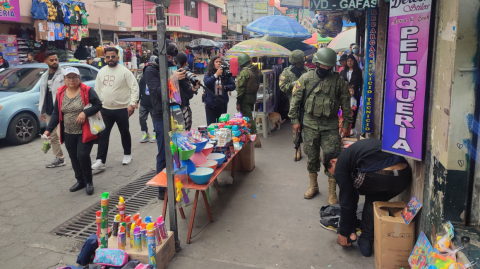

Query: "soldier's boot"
(294, 148), (302, 161)
(254, 135), (262, 148)
(328, 178), (339, 205)
(304, 173), (319, 199)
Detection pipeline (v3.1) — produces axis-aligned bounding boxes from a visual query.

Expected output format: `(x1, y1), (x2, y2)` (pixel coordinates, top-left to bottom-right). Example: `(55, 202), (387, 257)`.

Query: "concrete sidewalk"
(140, 119), (374, 268)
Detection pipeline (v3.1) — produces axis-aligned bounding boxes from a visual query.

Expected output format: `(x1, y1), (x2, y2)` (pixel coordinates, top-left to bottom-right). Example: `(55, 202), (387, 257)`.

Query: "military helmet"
(237, 53), (251, 67)
(289, 50), (305, 64)
(312, 47), (337, 67)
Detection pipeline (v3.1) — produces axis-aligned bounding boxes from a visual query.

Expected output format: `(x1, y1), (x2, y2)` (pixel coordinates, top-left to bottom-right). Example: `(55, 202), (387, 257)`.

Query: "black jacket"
(138, 65), (152, 108)
(0, 59), (9, 69)
(178, 66), (197, 107)
(145, 59), (175, 121)
(340, 67), (363, 100)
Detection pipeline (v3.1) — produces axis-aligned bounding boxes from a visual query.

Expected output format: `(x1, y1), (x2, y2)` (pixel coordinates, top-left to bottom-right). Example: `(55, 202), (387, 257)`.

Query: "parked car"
(0, 63), (99, 145)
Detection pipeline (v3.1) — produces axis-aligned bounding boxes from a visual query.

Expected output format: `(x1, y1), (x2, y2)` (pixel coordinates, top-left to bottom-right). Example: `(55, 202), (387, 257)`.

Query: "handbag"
(93, 248), (129, 267)
(84, 103), (105, 135)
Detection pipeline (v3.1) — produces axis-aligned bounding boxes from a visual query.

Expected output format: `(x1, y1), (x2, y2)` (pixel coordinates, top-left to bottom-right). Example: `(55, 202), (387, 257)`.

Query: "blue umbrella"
(246, 16), (312, 39)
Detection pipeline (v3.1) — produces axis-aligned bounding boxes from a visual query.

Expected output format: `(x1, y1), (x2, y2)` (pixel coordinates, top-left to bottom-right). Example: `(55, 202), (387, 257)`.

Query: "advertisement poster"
(0, 0), (21, 22)
(254, 2), (268, 14)
(0, 35), (19, 67)
(382, 0), (432, 160)
(362, 8), (378, 133)
(135, 42), (142, 55)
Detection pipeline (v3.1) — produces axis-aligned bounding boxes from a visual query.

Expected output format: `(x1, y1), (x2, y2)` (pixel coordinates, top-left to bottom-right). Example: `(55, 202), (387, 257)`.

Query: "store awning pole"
(155, 0), (179, 246)
(98, 18), (103, 45)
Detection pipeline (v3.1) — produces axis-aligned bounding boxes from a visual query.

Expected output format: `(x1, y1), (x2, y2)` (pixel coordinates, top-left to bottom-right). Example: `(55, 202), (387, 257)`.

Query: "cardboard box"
(374, 201), (415, 269)
(107, 231), (175, 269)
(225, 140), (255, 172)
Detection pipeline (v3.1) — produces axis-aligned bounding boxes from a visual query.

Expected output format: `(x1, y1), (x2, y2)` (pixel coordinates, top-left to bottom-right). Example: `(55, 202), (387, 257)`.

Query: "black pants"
(96, 108), (132, 163)
(205, 105), (224, 126)
(64, 133), (94, 184)
(356, 166), (412, 241)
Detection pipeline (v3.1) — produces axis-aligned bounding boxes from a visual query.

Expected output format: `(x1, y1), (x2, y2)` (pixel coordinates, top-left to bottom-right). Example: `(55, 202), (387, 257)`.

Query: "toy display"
(409, 231), (437, 269)
(146, 223), (157, 269)
(118, 196), (126, 222)
(402, 196), (422, 225)
(118, 226), (126, 250)
(100, 192), (109, 248)
(312, 13), (343, 38)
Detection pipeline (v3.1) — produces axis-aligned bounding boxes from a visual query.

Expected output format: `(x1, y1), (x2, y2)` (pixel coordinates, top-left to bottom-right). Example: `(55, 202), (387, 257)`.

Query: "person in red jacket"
(43, 67), (102, 195)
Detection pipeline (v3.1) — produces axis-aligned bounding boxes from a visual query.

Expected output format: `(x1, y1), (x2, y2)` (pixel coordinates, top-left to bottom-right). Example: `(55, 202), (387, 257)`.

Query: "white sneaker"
(122, 155), (132, 165)
(92, 159), (105, 170)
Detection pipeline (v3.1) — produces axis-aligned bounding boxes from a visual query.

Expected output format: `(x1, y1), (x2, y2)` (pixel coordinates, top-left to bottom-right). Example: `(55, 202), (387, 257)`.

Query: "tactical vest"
(304, 75), (341, 118)
(244, 66), (261, 94)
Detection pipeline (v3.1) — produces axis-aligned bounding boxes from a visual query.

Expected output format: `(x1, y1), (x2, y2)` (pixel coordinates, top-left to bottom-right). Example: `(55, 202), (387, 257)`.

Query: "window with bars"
(209, 5), (217, 23)
(184, 0), (198, 18)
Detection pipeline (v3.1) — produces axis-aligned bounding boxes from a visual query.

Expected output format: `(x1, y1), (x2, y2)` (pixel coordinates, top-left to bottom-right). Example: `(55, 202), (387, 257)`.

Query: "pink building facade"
(131, 0), (222, 47)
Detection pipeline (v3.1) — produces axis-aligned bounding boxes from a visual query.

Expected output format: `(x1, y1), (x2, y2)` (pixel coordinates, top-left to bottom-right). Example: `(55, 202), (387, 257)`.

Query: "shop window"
(184, 0), (198, 18)
(209, 5), (217, 23)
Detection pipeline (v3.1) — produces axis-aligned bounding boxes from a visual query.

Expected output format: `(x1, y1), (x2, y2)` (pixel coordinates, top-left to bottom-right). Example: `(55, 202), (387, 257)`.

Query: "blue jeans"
(153, 120), (166, 194)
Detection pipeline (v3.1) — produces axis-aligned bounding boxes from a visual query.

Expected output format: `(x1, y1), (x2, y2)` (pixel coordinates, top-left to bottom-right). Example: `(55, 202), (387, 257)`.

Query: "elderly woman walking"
(44, 67), (102, 195)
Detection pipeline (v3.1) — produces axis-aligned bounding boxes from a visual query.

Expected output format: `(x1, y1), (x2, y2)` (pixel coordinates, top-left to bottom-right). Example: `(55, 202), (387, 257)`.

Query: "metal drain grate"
(51, 170), (159, 242)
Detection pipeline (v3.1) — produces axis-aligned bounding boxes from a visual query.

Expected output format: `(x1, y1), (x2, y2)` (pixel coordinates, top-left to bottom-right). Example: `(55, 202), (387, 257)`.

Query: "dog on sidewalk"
(256, 112), (286, 132)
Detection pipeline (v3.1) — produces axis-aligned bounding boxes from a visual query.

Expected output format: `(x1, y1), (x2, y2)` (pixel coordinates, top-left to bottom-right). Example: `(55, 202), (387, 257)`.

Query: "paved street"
(0, 75), (373, 268)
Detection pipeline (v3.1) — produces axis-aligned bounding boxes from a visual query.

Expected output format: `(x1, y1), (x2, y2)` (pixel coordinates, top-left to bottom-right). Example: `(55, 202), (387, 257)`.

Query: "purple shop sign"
(0, 0), (21, 22)
(382, 0), (432, 160)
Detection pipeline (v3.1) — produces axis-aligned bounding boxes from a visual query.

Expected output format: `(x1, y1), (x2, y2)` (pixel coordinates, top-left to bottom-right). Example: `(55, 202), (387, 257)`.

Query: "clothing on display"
(70, 25), (79, 41)
(54, 23), (63, 41)
(34, 20), (48, 41)
(61, 3), (71, 24)
(47, 22), (55, 41)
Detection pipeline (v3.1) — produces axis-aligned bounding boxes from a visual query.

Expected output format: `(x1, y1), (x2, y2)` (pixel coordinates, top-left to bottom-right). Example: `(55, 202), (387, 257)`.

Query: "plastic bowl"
(179, 146), (196, 161)
(201, 144), (214, 156)
(192, 138), (209, 153)
(206, 153), (225, 168)
(189, 167), (214, 185)
(180, 159), (197, 174)
(196, 160), (217, 170)
(190, 152), (207, 165)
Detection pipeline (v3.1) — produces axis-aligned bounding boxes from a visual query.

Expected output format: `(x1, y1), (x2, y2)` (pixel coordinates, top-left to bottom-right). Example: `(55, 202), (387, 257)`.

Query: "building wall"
(227, 0), (284, 26)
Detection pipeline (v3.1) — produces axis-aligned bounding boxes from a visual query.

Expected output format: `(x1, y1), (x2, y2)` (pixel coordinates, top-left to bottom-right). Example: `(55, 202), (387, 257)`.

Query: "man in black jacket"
(144, 40), (186, 200)
(323, 139), (412, 257)
(137, 64), (157, 143)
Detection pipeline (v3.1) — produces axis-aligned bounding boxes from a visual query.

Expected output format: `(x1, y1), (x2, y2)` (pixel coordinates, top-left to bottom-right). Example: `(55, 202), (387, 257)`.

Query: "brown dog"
(269, 112), (285, 131)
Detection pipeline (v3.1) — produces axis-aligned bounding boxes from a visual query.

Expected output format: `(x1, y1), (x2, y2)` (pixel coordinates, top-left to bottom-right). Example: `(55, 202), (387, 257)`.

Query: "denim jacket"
(31, 0), (48, 20)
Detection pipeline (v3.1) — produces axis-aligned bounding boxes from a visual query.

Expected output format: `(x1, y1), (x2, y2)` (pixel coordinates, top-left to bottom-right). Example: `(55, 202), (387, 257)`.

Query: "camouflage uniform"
(236, 64), (262, 134)
(279, 65), (309, 144)
(288, 69), (353, 177)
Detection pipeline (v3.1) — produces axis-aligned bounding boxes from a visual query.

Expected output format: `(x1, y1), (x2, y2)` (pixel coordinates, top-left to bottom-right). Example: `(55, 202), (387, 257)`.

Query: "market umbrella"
(118, 38), (157, 42)
(304, 33), (332, 45)
(225, 39), (291, 58)
(327, 28), (356, 52)
(186, 38), (219, 50)
(281, 41), (317, 56)
(246, 15), (312, 39)
(261, 34), (305, 46)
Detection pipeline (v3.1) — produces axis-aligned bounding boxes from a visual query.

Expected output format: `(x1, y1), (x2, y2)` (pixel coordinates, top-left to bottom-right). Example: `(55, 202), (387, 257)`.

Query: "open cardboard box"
(374, 201), (415, 269)
(107, 231), (175, 269)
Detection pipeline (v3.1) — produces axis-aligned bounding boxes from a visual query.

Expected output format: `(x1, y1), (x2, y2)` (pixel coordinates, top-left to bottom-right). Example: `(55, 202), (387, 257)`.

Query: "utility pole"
(98, 18), (103, 45)
(155, 0), (179, 247)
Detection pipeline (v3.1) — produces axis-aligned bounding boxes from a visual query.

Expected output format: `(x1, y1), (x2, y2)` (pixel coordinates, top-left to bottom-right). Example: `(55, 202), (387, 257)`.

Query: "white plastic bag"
(84, 104), (105, 135)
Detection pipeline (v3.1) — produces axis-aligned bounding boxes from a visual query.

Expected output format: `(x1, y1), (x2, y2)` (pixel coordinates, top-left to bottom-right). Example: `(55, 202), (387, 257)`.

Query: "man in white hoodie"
(92, 47), (139, 171)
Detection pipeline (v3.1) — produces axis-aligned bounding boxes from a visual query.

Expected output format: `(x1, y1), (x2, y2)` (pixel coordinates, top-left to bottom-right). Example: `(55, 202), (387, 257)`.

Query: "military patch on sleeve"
(292, 81), (301, 93)
(280, 75), (285, 81)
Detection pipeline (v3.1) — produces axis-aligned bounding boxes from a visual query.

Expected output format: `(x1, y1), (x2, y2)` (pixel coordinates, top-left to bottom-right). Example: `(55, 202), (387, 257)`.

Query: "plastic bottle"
(113, 214), (120, 236)
(118, 226), (126, 250)
(141, 223), (147, 248)
(146, 223), (157, 269)
(134, 227), (142, 252)
(125, 215), (132, 239)
(118, 196), (126, 222)
(130, 223), (136, 248)
(156, 216), (168, 240)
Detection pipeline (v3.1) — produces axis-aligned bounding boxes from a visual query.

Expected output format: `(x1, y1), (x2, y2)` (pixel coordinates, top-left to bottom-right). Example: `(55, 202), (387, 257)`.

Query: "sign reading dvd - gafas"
(310, 0), (377, 11)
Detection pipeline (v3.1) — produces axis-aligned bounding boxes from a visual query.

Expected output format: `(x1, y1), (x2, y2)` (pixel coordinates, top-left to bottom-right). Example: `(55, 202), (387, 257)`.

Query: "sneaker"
(150, 132), (157, 143)
(91, 159), (105, 170)
(319, 216), (339, 232)
(140, 132), (150, 143)
(46, 158), (65, 168)
(122, 155), (132, 165)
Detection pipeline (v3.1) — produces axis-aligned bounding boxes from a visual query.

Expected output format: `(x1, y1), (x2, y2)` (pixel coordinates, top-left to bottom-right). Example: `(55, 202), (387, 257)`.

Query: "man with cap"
(279, 49), (309, 160)
(288, 47), (352, 204)
(235, 53), (262, 148)
(0, 52), (9, 69)
(144, 40), (186, 200)
(338, 54), (347, 72)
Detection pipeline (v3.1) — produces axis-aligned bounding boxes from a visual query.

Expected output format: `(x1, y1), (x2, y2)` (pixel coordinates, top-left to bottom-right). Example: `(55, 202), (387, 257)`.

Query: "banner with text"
(0, 0), (21, 22)
(362, 7), (378, 133)
(382, 0), (432, 160)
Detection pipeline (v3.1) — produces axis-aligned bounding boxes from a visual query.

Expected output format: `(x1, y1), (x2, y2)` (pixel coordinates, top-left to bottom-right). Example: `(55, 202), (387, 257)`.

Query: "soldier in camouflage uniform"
(288, 48), (353, 203)
(236, 54), (262, 147)
(279, 50), (309, 161)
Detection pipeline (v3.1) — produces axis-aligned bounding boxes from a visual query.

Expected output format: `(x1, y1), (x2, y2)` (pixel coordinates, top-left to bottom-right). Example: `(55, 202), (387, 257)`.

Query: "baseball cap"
(63, 67), (80, 76)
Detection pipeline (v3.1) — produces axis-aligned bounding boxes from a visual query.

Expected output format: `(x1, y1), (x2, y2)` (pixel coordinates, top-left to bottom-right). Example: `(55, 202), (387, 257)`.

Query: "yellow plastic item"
(175, 179), (183, 202)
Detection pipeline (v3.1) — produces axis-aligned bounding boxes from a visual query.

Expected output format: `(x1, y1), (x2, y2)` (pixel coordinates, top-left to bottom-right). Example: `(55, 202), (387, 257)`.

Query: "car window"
(0, 68), (46, 93)
(63, 66), (98, 82)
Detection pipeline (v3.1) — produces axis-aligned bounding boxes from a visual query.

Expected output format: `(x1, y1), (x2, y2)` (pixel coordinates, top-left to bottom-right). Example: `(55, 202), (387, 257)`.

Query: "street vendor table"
(146, 140), (253, 244)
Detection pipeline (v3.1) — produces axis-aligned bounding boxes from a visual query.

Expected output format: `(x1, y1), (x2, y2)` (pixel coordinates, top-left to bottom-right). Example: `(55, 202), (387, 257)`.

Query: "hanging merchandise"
(31, 0), (48, 20)
(80, 25), (89, 38)
(61, 3), (70, 24)
(70, 25), (79, 41)
(115, 45), (124, 65)
(53, 1), (64, 23)
(44, 0), (57, 21)
(67, 3), (78, 25)
(47, 22), (55, 41)
(312, 13), (343, 38)
(63, 24), (70, 41)
(34, 20), (48, 41)
(53, 22), (63, 41)
(79, 6), (89, 25)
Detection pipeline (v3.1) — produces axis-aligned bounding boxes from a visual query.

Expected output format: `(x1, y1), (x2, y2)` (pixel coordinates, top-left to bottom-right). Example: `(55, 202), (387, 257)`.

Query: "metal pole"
(98, 18), (103, 45)
(155, 0), (179, 246)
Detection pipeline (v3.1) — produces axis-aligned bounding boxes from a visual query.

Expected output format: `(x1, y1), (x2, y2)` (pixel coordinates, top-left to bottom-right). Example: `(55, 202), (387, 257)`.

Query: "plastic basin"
(179, 146), (196, 161)
(180, 159), (197, 174)
(206, 153), (225, 168)
(201, 144), (214, 156)
(192, 138), (209, 153)
(191, 152), (207, 165)
(196, 160), (218, 170)
(189, 167), (214, 185)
